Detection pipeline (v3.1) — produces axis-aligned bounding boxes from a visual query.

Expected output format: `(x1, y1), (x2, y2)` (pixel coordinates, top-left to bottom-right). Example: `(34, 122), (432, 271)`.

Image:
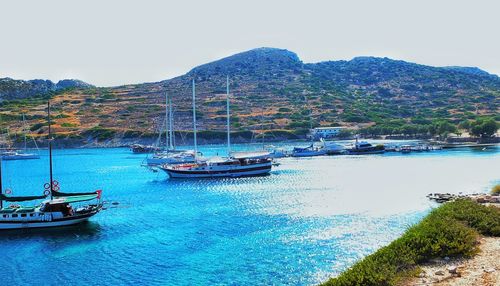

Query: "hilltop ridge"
(0, 47), (498, 146)
(0, 78), (93, 101)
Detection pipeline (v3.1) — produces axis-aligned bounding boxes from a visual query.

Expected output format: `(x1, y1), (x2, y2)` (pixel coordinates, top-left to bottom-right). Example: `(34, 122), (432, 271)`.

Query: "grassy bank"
(322, 199), (500, 286)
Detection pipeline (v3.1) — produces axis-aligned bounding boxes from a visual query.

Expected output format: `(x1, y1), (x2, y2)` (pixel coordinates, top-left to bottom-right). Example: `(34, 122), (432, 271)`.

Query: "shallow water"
(1, 142), (498, 285)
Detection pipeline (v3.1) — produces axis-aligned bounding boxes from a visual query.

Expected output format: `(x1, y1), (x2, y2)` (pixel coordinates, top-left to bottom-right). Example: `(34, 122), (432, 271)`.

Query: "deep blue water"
(1, 142), (498, 285)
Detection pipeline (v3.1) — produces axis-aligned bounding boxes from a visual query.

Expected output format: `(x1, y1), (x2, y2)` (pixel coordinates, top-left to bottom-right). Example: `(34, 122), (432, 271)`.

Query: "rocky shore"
(404, 235), (499, 286)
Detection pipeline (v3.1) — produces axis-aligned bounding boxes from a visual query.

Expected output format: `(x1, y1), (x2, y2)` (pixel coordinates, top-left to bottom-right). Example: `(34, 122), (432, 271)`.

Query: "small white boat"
(400, 145), (412, 153)
(264, 145), (288, 158)
(145, 92), (200, 167)
(146, 150), (198, 166)
(291, 144), (327, 157)
(130, 144), (160, 154)
(1, 150), (40, 160)
(318, 139), (345, 155)
(1, 115), (40, 160)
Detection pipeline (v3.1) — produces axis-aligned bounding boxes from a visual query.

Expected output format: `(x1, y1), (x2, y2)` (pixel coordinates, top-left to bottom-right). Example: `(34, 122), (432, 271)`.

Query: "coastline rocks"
(435, 270), (445, 276)
(427, 193), (500, 204)
(447, 265), (458, 274)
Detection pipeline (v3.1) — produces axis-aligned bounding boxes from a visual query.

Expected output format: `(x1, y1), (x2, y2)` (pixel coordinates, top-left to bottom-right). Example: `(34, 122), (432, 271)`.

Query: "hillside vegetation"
(0, 48), (498, 144)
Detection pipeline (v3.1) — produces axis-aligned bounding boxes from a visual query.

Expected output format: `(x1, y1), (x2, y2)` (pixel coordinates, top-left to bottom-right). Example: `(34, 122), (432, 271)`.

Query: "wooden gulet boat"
(160, 77), (273, 178)
(0, 102), (103, 230)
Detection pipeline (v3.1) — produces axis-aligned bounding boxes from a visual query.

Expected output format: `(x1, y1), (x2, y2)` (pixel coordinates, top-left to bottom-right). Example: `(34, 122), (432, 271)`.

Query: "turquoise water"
(1, 143), (498, 285)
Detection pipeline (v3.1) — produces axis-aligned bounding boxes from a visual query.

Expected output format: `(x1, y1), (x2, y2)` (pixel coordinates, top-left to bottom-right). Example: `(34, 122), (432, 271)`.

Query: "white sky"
(1, 0), (499, 87)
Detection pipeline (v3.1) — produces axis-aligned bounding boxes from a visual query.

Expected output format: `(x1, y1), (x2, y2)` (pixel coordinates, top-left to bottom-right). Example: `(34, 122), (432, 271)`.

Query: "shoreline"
(4, 136), (498, 150)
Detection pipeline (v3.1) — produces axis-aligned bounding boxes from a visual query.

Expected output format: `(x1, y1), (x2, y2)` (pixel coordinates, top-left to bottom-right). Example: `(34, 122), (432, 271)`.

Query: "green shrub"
(322, 200), (499, 286)
(30, 122), (46, 131)
(492, 185), (500, 195)
(82, 126), (116, 140)
(61, 123), (78, 128)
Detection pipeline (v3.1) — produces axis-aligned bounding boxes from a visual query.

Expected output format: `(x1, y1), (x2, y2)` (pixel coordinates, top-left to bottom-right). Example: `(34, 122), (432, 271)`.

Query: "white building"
(310, 127), (345, 139)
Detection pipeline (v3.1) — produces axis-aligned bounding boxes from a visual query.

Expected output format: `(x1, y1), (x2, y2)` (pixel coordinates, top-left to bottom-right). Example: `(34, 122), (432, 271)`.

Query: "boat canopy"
(47, 194), (99, 205)
(231, 151), (271, 159)
(52, 190), (100, 197)
(293, 145), (313, 152)
(0, 193), (47, 202)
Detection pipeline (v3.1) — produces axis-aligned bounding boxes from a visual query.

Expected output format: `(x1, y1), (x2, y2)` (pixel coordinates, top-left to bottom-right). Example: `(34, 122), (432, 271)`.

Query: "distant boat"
(318, 138), (345, 155)
(130, 144), (161, 154)
(0, 102), (103, 230)
(347, 139), (385, 155)
(147, 150), (199, 166)
(231, 150), (273, 160)
(400, 145), (412, 154)
(265, 146), (288, 158)
(1, 150), (40, 160)
(146, 91), (197, 166)
(160, 77), (272, 178)
(1, 115), (40, 160)
(291, 144), (327, 157)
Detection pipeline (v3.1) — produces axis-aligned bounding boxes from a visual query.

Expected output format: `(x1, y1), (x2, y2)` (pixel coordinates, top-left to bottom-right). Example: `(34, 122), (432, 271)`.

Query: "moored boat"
(160, 156), (272, 178)
(1, 115), (40, 160)
(0, 190), (102, 230)
(161, 77), (273, 179)
(146, 149), (199, 166)
(145, 92), (198, 166)
(400, 145), (412, 153)
(291, 144), (327, 157)
(0, 101), (103, 230)
(347, 139), (385, 155)
(1, 150), (40, 160)
(131, 144), (161, 154)
(318, 138), (345, 155)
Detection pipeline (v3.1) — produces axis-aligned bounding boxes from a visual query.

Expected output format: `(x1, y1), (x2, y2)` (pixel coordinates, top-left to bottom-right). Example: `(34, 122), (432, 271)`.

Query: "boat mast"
(0, 157), (3, 209)
(192, 79), (197, 158)
(165, 91), (169, 152)
(48, 101), (54, 200)
(226, 75), (231, 155)
(22, 114), (27, 150)
(169, 96), (174, 150)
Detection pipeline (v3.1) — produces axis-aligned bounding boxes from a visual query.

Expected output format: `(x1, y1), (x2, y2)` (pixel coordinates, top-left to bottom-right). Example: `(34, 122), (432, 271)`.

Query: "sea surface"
(1, 142), (498, 285)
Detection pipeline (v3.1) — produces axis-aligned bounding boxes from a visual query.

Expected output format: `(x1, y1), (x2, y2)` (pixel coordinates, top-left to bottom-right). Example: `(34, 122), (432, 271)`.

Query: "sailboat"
(0, 102), (103, 230)
(1, 115), (40, 160)
(145, 92), (198, 167)
(160, 77), (272, 178)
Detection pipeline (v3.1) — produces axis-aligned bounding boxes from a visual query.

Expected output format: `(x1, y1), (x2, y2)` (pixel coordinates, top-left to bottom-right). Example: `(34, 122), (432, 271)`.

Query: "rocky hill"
(0, 78), (93, 101)
(0, 47), (498, 146)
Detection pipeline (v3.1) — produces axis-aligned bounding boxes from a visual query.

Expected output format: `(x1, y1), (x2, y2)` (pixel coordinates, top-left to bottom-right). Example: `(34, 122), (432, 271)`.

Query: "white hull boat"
(0, 203), (101, 230)
(162, 77), (274, 179)
(1, 151), (40, 160)
(146, 150), (197, 166)
(291, 145), (327, 157)
(161, 158), (272, 178)
(0, 101), (104, 231)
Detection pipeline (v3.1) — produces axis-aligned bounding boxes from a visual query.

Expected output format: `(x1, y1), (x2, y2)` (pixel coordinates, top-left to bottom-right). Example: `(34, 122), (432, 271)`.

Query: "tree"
(458, 120), (471, 131)
(470, 118), (498, 137)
